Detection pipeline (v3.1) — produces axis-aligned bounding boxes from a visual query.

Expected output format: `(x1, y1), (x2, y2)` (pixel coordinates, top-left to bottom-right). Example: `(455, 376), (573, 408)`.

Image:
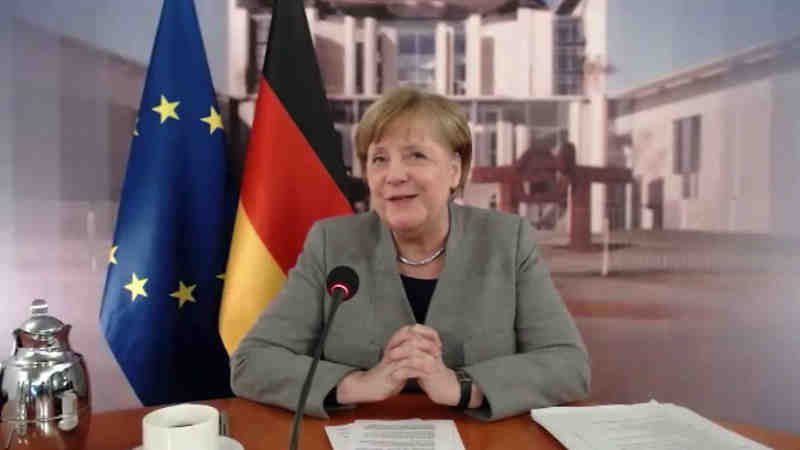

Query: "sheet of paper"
(530, 400), (771, 450)
(324, 419), (464, 450)
(324, 423), (352, 450)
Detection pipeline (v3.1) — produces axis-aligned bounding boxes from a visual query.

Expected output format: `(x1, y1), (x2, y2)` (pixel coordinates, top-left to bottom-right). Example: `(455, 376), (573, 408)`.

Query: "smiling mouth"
(387, 194), (417, 202)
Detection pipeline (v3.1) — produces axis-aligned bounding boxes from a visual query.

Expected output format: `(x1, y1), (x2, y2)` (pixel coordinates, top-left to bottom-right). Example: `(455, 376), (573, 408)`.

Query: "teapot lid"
(19, 299), (65, 336)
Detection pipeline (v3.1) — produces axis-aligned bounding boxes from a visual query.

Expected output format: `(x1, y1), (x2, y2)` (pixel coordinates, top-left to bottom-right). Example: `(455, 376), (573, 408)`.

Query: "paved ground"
(535, 230), (800, 433)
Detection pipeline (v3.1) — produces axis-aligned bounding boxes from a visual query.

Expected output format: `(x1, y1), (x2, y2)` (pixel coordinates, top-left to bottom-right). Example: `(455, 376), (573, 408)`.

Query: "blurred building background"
(3, 0), (800, 431)
(239, 0), (609, 232)
(609, 37), (800, 235)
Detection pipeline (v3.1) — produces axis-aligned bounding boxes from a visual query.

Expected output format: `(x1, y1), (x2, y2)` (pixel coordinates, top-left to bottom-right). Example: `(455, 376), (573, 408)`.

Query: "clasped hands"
(335, 324), (482, 408)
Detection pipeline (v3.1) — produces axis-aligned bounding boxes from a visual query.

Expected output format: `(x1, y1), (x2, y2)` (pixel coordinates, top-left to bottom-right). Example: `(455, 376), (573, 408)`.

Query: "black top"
(325, 274), (439, 408)
(400, 275), (438, 324)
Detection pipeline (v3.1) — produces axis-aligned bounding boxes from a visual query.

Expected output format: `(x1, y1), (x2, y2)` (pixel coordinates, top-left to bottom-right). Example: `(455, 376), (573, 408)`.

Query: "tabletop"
(6, 394), (800, 449)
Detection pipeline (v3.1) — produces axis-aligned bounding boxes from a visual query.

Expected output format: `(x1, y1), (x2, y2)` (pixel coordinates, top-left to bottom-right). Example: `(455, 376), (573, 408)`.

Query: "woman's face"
(365, 117), (461, 238)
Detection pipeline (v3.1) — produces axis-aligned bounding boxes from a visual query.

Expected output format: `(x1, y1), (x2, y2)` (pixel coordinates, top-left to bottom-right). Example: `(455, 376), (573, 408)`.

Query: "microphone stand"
(288, 288), (346, 450)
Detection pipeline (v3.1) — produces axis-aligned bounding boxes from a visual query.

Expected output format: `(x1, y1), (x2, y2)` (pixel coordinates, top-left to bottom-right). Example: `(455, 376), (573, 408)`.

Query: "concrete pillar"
(642, 208), (654, 230)
(581, 0), (609, 232)
(344, 16), (356, 96)
(624, 146), (633, 230)
(471, 124), (488, 167)
(225, 0), (249, 97)
(349, 125), (360, 177)
(435, 22), (449, 94)
(363, 17), (377, 96)
(514, 124), (530, 162)
(380, 27), (398, 92)
(516, 8), (533, 97)
(625, 183), (633, 230)
(465, 14), (482, 97)
(589, 94), (608, 234)
(497, 120), (513, 166)
(568, 101), (583, 151)
(531, 10), (554, 96)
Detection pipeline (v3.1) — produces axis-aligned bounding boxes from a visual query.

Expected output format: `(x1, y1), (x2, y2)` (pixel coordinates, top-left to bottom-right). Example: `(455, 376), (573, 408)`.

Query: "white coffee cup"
(142, 404), (219, 450)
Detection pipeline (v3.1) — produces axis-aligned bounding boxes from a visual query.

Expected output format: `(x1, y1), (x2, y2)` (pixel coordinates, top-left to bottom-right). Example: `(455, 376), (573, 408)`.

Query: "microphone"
(289, 266), (359, 450)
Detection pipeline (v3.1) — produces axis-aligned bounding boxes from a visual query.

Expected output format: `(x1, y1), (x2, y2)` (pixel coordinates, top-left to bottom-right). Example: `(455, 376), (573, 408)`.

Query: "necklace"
(397, 246), (445, 266)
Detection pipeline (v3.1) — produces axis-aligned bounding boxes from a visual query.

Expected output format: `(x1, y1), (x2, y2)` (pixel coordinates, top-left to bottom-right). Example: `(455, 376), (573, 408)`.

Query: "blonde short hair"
(355, 87), (472, 193)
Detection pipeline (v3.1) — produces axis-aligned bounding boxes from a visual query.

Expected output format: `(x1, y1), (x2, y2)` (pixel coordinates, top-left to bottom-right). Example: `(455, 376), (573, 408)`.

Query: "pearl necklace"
(397, 246), (445, 266)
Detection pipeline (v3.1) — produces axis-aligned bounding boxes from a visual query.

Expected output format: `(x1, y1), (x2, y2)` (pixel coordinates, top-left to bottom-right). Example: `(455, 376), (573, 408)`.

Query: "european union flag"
(100, 0), (235, 406)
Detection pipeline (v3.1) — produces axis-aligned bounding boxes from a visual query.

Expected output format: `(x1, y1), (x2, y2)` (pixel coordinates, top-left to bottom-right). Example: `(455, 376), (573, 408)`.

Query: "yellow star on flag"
(132, 118), (139, 136)
(108, 246), (118, 264)
(170, 281), (197, 308)
(152, 95), (180, 124)
(124, 273), (148, 301)
(216, 273), (225, 280)
(200, 106), (224, 134)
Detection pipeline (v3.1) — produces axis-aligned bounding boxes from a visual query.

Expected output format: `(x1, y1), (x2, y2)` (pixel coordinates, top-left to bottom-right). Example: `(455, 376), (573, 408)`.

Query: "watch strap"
(455, 369), (472, 409)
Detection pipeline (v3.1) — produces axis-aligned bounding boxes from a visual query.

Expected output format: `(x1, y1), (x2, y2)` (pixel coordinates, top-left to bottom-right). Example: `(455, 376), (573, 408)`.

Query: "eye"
(412, 151), (427, 159)
(370, 154), (386, 164)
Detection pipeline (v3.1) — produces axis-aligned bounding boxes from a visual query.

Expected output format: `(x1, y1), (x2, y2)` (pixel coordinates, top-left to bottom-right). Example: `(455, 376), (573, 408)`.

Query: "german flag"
(219, 0), (352, 354)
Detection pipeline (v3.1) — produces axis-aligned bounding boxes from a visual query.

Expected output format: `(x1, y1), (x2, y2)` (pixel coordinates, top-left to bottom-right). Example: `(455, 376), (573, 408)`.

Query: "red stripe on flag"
(239, 78), (351, 273)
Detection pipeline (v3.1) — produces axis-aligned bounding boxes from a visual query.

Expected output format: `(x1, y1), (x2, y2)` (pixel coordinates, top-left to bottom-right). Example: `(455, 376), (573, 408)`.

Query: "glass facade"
(453, 28), (466, 95)
(396, 26), (436, 90)
(554, 17), (585, 95)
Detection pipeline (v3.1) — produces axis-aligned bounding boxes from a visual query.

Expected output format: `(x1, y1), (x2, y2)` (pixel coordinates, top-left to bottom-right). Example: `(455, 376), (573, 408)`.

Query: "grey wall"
(12, 0), (231, 95)
(2, 18), (146, 412)
(3, 0), (237, 412)
(771, 69), (800, 237)
(1, 12), (13, 314)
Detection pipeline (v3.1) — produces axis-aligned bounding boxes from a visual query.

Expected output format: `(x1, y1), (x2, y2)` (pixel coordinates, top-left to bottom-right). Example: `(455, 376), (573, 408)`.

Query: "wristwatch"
(455, 369), (472, 409)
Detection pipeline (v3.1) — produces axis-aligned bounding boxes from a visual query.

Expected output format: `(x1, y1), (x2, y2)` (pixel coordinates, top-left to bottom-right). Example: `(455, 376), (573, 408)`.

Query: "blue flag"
(100, 0), (235, 406)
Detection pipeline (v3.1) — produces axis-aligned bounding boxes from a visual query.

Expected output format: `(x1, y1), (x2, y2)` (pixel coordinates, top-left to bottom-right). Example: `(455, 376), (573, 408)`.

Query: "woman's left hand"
(388, 325), (460, 406)
(394, 325), (485, 408)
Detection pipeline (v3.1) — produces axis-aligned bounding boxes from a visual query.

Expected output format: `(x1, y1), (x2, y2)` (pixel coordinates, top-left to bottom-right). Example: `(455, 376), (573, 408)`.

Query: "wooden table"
(16, 394), (800, 449)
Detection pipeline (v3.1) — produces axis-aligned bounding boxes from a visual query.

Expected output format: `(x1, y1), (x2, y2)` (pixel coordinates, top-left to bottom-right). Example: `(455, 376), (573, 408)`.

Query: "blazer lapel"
(423, 202), (469, 367)
(370, 215), (416, 346)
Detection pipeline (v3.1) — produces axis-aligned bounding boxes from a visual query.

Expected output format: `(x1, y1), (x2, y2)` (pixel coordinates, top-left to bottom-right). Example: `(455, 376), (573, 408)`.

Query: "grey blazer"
(230, 203), (589, 421)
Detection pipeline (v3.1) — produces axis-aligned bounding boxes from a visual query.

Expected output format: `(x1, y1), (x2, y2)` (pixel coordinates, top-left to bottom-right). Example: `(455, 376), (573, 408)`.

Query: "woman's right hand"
(335, 325), (440, 404)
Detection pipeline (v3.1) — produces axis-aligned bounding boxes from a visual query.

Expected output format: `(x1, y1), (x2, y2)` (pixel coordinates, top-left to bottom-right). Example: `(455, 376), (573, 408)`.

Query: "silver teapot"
(0, 299), (90, 449)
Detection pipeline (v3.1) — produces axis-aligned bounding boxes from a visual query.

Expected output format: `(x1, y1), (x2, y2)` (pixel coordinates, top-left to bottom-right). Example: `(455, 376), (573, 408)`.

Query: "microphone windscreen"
(326, 266), (359, 300)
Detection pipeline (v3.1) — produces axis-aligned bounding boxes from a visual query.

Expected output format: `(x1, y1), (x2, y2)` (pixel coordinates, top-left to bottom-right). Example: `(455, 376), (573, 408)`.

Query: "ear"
(449, 153), (462, 189)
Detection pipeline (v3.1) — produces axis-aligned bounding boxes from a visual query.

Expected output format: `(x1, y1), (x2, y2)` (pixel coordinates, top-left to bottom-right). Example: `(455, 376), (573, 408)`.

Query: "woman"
(230, 87), (589, 421)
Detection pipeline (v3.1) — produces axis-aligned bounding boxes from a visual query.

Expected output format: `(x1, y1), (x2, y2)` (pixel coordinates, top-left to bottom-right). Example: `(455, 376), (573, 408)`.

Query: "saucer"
(132, 435), (243, 450)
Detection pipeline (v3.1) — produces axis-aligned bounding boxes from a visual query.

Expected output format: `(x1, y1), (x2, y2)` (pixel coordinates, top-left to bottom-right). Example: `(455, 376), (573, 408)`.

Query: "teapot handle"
(11, 329), (22, 355)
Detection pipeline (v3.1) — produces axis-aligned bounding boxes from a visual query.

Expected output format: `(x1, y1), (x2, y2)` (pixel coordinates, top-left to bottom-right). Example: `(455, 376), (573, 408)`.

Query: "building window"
(557, 47), (582, 73)
(334, 125), (353, 170)
(329, 100), (356, 124)
(556, 18), (584, 45)
(553, 17), (584, 95)
(489, 131), (498, 167)
(397, 27), (436, 91)
(673, 115), (701, 199)
(453, 30), (466, 95)
(557, 73), (581, 96)
(356, 41), (364, 94)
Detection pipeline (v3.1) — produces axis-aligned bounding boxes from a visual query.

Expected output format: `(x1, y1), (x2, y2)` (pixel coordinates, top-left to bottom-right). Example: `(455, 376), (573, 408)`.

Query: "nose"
(386, 158), (408, 185)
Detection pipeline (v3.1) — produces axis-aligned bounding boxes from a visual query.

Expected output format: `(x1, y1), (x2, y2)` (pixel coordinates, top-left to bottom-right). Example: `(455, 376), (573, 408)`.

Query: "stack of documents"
(325, 419), (465, 450)
(530, 400), (771, 450)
